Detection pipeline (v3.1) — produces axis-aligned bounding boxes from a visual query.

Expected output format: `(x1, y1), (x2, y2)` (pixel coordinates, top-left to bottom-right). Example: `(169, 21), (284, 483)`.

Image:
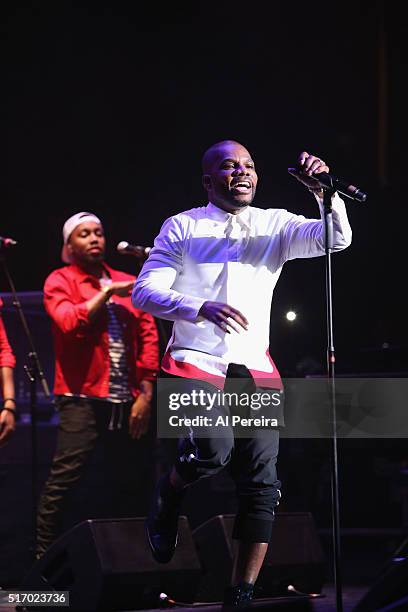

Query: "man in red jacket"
(36, 212), (160, 558)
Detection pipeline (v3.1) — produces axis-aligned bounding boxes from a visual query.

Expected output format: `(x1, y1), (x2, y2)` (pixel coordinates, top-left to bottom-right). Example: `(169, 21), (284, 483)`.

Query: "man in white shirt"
(132, 140), (352, 609)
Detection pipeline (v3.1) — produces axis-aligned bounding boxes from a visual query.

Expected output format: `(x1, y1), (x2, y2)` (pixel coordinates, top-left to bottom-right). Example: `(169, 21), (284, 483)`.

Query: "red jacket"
(44, 263), (159, 398)
(0, 298), (16, 368)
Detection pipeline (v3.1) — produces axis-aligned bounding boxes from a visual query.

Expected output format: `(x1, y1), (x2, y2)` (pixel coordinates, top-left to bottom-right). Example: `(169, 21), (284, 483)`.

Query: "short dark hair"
(201, 140), (245, 173)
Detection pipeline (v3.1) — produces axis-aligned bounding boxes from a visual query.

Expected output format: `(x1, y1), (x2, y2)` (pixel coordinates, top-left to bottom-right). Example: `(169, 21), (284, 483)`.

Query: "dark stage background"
(3, 0), (407, 373)
(2, 0), (408, 592)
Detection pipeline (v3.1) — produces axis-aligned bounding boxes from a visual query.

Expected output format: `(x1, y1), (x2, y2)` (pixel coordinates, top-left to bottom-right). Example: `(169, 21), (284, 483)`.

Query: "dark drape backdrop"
(3, 1), (406, 375)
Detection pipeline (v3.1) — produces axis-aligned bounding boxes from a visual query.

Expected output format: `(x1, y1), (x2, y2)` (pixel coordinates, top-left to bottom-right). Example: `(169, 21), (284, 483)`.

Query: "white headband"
(61, 212), (102, 263)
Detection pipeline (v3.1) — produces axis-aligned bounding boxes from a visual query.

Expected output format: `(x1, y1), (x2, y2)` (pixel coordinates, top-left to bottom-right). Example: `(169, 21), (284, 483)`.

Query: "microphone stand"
(0, 252), (50, 560)
(322, 187), (343, 612)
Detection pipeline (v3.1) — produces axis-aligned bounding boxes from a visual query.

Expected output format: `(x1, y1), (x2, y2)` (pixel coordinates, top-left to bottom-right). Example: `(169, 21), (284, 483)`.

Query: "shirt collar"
(206, 202), (251, 230)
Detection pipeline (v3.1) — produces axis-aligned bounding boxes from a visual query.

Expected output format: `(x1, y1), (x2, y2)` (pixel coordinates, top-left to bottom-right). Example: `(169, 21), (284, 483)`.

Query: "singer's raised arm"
(278, 192), (352, 264)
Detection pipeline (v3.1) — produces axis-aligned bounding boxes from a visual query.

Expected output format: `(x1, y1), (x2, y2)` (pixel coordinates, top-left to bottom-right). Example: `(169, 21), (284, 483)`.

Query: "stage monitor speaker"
(192, 512), (326, 602)
(20, 516), (202, 611)
(354, 537), (408, 611)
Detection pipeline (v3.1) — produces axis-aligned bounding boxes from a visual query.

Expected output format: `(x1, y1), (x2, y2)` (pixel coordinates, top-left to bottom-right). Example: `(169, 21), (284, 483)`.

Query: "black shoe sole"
(146, 521), (178, 564)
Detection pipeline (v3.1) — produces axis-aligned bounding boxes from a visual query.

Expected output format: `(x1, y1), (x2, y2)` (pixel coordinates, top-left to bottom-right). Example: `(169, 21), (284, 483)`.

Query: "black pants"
(161, 364), (282, 543)
(36, 396), (152, 557)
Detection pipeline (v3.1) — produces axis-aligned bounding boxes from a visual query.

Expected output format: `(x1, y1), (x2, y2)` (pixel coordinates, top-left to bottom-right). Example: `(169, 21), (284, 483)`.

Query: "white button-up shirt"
(132, 195), (352, 388)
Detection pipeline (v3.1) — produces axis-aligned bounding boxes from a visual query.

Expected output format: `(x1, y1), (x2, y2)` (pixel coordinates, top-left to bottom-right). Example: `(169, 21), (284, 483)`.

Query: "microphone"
(117, 241), (152, 259)
(0, 236), (17, 249)
(288, 169), (367, 202)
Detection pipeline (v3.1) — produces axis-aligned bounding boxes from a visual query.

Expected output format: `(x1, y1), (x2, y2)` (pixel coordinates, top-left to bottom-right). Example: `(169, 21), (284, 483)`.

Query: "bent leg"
(230, 430), (281, 544)
(227, 429), (281, 598)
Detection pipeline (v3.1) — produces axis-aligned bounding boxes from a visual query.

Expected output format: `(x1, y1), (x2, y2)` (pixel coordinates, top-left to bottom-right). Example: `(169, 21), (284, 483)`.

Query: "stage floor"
(130, 585), (368, 611)
(0, 584), (370, 612)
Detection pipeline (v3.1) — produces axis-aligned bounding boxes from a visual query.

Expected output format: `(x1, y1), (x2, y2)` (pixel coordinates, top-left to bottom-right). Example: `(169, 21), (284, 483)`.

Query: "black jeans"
(36, 396), (151, 557)
(160, 364), (282, 543)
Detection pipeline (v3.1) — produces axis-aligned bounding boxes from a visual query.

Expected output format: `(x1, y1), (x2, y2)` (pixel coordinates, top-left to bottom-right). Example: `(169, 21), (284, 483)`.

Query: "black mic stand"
(0, 252), (50, 560)
(322, 187), (343, 612)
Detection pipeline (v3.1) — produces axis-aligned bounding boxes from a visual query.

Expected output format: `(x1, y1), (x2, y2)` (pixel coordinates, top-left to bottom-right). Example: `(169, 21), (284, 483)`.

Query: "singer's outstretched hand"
(288, 151), (329, 190)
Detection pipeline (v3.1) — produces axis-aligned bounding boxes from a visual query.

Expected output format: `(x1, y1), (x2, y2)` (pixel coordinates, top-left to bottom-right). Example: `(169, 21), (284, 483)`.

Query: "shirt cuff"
(0, 355), (16, 368)
(314, 190), (343, 207)
(177, 296), (207, 322)
(76, 302), (91, 325)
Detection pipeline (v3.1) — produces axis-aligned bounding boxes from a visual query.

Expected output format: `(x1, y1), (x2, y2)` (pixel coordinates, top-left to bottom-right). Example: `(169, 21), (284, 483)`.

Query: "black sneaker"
(146, 472), (185, 564)
(222, 582), (254, 610)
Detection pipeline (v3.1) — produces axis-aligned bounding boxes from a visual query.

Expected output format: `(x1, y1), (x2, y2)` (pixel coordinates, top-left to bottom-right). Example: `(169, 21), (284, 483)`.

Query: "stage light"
(286, 310), (297, 322)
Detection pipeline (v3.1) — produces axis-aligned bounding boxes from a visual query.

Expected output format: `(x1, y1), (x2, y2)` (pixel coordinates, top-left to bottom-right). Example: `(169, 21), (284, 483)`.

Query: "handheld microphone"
(117, 241), (152, 259)
(288, 168), (367, 202)
(0, 236), (17, 249)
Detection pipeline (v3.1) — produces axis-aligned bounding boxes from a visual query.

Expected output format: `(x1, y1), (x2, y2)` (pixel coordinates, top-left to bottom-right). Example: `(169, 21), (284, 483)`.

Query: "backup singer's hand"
(129, 394), (151, 439)
(107, 280), (135, 298)
(288, 151), (330, 191)
(198, 301), (249, 334)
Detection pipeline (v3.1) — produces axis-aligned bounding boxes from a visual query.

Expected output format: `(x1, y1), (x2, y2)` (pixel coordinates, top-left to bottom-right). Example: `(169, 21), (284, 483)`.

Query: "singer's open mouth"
(230, 180), (252, 194)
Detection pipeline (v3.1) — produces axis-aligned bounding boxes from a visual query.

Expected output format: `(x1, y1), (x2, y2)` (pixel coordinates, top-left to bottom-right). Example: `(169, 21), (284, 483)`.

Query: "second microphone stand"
(1, 253), (50, 559)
